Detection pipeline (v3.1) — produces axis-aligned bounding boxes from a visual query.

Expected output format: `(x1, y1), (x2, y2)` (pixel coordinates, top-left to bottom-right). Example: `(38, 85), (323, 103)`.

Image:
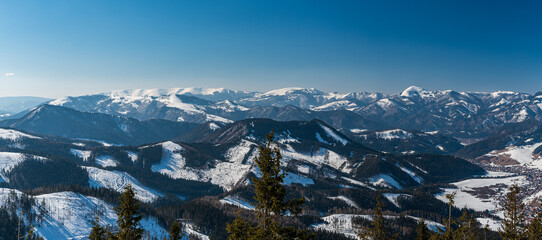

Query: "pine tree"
(438, 192), (457, 240)
(499, 184), (525, 240)
(454, 210), (477, 240)
(371, 193), (387, 240)
(169, 221), (184, 240)
(89, 216), (108, 240)
(358, 192), (396, 240)
(227, 132), (313, 240)
(114, 185), (144, 240)
(526, 215), (542, 240)
(416, 219), (430, 240)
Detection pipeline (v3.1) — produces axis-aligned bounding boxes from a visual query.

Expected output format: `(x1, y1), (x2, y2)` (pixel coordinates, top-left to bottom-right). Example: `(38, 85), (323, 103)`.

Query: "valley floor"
(436, 162), (542, 231)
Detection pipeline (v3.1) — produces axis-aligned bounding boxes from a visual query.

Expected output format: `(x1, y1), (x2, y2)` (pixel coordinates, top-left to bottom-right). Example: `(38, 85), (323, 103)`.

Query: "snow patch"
(319, 123), (348, 145)
(375, 129), (413, 140)
(152, 141), (253, 191)
(313, 214), (443, 239)
(397, 163), (423, 183)
(369, 174), (403, 189)
(0, 128), (41, 140)
(219, 196), (255, 210)
(84, 166), (163, 203)
(126, 151), (138, 163)
(486, 142), (542, 168)
(435, 176), (526, 211)
(327, 196), (359, 209)
(283, 172), (314, 186)
(0, 152), (26, 182)
(95, 156), (118, 168)
(33, 191), (167, 239)
(341, 177), (375, 191)
(70, 149), (91, 161)
(281, 147), (351, 173)
(383, 193), (412, 208)
(208, 122), (220, 131)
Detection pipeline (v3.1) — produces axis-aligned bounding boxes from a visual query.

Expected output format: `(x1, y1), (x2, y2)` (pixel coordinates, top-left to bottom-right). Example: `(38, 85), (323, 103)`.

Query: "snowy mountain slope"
(0, 189), (168, 240)
(70, 149), (91, 161)
(50, 90), (239, 124)
(0, 152), (46, 182)
(0, 128), (41, 140)
(455, 119), (542, 159)
(84, 166), (163, 203)
(151, 118), (483, 190)
(478, 142), (542, 169)
(348, 128), (463, 155)
(313, 214), (444, 239)
(145, 127), (377, 190)
(197, 118), (364, 149)
(0, 152), (29, 182)
(0, 105), (199, 145)
(0, 114), (495, 239)
(150, 141), (255, 191)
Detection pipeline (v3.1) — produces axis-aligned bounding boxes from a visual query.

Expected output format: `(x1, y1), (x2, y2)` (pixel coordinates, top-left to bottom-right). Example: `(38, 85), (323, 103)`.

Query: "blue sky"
(0, 0), (541, 98)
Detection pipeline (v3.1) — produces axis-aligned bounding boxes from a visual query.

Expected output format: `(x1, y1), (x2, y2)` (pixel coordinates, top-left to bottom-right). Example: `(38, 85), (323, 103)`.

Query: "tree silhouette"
(227, 132), (313, 240)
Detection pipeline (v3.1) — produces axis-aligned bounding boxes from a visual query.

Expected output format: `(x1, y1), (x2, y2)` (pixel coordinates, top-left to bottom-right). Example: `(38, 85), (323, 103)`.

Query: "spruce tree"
(453, 210), (477, 240)
(438, 192), (457, 240)
(499, 184), (525, 240)
(358, 192), (396, 240)
(114, 185), (144, 240)
(169, 221), (184, 240)
(416, 219), (430, 240)
(89, 216), (108, 240)
(226, 132), (313, 240)
(371, 193), (387, 240)
(526, 215), (542, 240)
(226, 215), (256, 240)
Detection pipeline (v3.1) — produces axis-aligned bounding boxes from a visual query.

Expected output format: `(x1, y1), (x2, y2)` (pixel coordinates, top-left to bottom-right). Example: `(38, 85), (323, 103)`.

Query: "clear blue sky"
(0, 0), (541, 98)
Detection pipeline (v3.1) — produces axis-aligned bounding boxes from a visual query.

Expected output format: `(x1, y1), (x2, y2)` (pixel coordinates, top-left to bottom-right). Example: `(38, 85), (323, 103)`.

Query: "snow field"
(369, 174), (403, 189)
(70, 149), (91, 161)
(341, 177), (376, 191)
(0, 128), (41, 140)
(0, 152), (26, 182)
(219, 196), (255, 210)
(313, 214), (444, 240)
(327, 196), (359, 209)
(0, 152), (46, 182)
(318, 123), (349, 145)
(383, 193), (412, 208)
(84, 166), (163, 203)
(281, 146), (352, 174)
(435, 176), (526, 212)
(0, 189), (167, 239)
(396, 163), (423, 183)
(95, 155), (118, 167)
(152, 141), (255, 191)
(282, 172), (314, 186)
(485, 142), (542, 168)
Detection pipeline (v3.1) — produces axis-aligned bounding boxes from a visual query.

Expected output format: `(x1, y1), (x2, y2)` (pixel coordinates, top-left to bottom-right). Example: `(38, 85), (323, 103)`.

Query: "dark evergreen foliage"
(115, 185), (144, 240)
(7, 157), (89, 190)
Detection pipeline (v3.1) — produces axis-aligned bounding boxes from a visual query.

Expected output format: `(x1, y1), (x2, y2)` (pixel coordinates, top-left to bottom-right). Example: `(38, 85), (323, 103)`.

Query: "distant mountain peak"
(106, 87), (243, 98)
(400, 86), (427, 97)
(260, 87), (324, 96)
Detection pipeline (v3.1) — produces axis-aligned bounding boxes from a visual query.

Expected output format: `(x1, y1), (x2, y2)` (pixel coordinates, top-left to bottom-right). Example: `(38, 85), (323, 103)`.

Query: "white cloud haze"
(4, 73), (15, 77)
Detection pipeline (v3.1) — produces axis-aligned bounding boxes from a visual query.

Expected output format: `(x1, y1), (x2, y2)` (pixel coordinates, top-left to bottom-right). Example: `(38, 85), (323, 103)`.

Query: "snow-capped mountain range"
(0, 86), (541, 239)
(45, 86), (542, 139)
